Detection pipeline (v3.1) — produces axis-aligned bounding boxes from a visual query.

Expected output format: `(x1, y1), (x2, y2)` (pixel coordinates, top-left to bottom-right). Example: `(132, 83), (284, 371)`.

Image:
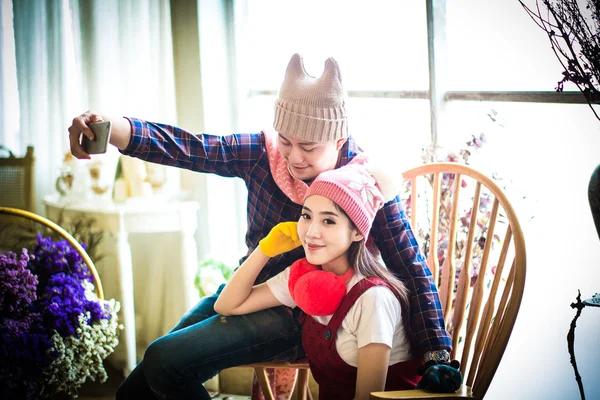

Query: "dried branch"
(568, 290), (587, 400)
(520, 0), (600, 121)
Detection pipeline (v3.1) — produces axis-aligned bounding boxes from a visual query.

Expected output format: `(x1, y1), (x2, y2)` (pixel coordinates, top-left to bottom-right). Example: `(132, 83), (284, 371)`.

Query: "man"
(69, 53), (456, 400)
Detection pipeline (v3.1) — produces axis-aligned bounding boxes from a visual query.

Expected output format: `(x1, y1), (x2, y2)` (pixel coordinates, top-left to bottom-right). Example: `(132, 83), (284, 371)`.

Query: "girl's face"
(277, 133), (346, 181)
(298, 194), (363, 274)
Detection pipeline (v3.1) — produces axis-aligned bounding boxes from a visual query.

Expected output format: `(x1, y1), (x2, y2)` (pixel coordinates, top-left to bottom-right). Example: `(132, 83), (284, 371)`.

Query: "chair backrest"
(402, 162), (526, 399)
(0, 146), (35, 212)
(0, 206), (104, 299)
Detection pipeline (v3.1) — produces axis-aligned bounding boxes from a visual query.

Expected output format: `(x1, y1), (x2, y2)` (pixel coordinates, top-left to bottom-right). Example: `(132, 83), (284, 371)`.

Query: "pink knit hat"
(305, 164), (386, 239)
(274, 53), (348, 143)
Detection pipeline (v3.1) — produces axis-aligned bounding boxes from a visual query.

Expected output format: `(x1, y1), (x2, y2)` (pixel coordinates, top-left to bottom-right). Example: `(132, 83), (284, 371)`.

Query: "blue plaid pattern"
(121, 117), (452, 353)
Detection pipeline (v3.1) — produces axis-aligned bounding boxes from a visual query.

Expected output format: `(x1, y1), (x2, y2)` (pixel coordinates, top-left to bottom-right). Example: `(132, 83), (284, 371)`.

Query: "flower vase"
(589, 163), (600, 241)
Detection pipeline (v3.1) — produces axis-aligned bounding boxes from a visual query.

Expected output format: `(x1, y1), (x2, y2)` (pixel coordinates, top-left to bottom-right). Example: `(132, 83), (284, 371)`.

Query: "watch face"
(428, 350), (449, 363)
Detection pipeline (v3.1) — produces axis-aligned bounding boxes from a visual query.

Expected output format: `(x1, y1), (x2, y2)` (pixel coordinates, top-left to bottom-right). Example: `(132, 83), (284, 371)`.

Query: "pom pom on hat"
(366, 161), (402, 203)
(347, 154), (403, 203)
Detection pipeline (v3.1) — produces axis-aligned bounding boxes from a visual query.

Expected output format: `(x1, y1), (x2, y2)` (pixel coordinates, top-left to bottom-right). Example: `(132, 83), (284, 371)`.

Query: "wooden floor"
(76, 362), (124, 399)
(75, 363), (249, 400)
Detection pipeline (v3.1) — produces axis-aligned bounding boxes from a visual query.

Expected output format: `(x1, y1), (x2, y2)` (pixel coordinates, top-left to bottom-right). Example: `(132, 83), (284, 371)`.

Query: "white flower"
(41, 295), (123, 398)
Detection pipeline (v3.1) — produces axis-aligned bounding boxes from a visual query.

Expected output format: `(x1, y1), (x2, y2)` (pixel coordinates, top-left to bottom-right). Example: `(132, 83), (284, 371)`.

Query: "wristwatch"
(424, 349), (450, 365)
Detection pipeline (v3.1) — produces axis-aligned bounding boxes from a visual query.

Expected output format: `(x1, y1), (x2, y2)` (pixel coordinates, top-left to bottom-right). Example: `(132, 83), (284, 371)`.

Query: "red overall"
(300, 277), (422, 400)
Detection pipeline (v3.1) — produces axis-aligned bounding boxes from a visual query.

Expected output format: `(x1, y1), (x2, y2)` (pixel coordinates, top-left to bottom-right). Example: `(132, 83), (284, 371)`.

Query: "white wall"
(475, 104), (600, 400)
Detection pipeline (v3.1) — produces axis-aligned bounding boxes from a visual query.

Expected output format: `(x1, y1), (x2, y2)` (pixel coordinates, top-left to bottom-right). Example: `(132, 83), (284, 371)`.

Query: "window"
(232, 0), (598, 206)
(1, 0), (20, 153)
(446, 0), (564, 91)
(234, 0), (430, 172)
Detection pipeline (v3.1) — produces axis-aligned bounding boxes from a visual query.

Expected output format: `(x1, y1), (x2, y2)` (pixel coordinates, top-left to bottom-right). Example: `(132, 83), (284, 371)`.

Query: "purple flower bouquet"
(0, 235), (121, 399)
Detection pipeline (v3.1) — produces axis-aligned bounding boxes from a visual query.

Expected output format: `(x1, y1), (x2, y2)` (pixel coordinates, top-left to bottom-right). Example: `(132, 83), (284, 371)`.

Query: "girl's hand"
(259, 222), (302, 257)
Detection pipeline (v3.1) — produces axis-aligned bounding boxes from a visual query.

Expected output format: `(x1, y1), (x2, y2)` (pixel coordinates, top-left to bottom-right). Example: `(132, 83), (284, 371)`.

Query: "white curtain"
(12, 0), (178, 213)
(13, 0), (70, 213)
(12, 0), (185, 370)
(0, 1), (6, 147)
(71, 0), (177, 120)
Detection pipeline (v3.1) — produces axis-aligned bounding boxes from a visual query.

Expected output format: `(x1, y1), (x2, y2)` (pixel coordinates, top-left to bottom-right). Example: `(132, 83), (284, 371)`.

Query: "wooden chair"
(0, 206), (104, 299)
(246, 360), (312, 400)
(371, 162), (527, 399)
(0, 146), (35, 212)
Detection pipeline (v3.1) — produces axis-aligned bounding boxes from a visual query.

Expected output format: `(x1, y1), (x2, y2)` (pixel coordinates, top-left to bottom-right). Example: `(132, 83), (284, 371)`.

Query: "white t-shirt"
(266, 267), (413, 367)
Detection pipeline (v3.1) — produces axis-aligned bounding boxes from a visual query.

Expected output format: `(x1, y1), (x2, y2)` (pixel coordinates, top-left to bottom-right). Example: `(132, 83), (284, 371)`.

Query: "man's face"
(277, 133), (346, 181)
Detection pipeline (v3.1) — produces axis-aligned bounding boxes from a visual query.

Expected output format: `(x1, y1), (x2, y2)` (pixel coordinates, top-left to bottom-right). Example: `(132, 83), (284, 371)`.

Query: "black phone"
(82, 121), (112, 154)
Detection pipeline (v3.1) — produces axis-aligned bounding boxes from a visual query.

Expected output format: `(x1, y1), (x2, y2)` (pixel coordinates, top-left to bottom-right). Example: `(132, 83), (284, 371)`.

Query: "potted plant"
(194, 257), (235, 298)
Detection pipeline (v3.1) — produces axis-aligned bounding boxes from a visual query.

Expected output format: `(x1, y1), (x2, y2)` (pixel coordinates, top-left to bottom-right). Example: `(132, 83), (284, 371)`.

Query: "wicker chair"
(0, 146), (35, 212)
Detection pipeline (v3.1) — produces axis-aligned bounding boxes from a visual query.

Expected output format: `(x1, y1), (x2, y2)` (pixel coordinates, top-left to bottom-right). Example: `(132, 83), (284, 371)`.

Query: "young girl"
(214, 162), (425, 399)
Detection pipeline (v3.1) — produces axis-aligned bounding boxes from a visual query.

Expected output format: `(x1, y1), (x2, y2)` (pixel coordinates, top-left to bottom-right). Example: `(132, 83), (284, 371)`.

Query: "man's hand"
(416, 360), (462, 393)
(259, 222), (302, 257)
(68, 110), (104, 160)
(68, 111), (132, 158)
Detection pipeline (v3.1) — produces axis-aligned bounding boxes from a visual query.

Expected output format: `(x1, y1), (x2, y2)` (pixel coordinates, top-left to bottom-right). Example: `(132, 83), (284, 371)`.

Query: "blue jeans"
(116, 284), (304, 400)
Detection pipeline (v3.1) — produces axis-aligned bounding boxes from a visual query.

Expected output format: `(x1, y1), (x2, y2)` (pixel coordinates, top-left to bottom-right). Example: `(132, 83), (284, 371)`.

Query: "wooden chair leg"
(296, 369), (310, 400)
(306, 369), (313, 400)
(254, 367), (275, 400)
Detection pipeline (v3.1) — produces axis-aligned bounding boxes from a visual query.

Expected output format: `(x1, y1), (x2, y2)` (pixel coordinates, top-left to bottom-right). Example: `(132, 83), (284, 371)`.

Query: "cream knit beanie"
(273, 53), (348, 143)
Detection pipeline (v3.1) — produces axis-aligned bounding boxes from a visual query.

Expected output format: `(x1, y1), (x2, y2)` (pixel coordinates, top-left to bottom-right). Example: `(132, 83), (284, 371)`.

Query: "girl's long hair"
(334, 202), (415, 345)
(346, 240), (409, 311)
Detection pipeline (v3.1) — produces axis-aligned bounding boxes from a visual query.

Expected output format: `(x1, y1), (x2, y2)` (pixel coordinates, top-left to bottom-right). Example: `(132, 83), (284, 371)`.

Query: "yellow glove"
(259, 222), (302, 257)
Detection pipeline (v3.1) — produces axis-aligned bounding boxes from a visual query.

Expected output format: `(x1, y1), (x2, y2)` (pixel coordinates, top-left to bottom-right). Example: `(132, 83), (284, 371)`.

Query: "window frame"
(242, 0), (592, 150)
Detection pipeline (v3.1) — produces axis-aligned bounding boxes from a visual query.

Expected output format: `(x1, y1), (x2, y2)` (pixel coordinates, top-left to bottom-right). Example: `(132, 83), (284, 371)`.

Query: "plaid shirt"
(121, 117), (452, 354)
